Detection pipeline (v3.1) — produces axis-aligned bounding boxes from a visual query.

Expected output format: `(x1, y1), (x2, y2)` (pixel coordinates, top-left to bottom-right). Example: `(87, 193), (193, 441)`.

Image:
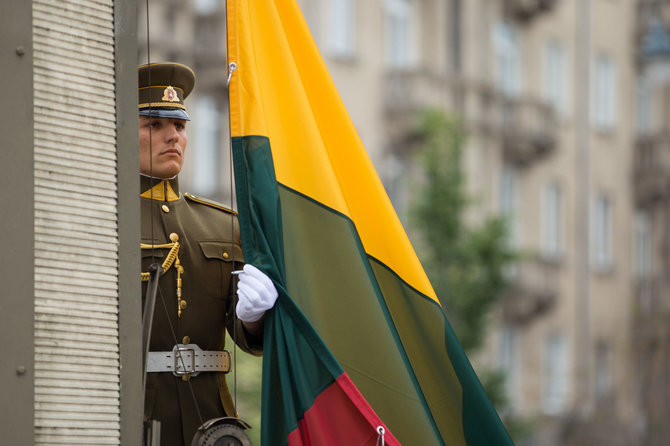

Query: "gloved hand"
(235, 264), (278, 322)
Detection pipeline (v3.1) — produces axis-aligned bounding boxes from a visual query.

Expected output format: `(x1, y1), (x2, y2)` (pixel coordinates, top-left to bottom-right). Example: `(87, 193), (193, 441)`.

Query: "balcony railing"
(503, 0), (557, 21)
(502, 256), (559, 324)
(383, 69), (466, 149)
(384, 69), (462, 116)
(633, 275), (670, 343)
(633, 133), (670, 206)
(383, 70), (558, 165)
(480, 89), (558, 166)
(193, 12), (227, 61)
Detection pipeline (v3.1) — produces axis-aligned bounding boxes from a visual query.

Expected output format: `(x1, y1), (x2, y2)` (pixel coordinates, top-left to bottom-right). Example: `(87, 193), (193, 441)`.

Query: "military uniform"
(137, 62), (264, 445)
(141, 175), (261, 445)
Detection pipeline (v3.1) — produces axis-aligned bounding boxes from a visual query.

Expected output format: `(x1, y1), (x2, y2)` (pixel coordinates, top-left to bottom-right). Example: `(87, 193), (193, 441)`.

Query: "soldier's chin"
(154, 163), (182, 179)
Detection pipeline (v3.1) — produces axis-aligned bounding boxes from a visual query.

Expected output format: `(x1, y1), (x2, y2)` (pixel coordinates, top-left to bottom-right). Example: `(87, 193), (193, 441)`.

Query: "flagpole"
(224, 0), (239, 413)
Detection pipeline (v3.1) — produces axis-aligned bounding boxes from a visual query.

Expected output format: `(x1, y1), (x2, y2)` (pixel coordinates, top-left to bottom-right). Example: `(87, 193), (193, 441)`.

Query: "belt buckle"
(172, 344), (199, 377)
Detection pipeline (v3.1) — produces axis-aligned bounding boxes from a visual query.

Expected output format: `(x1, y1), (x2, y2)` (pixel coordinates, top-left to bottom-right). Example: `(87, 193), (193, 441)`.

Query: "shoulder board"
(184, 193), (237, 215)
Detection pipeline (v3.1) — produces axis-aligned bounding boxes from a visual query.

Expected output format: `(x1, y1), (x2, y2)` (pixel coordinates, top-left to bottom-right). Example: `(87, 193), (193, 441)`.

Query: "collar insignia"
(140, 180), (180, 202)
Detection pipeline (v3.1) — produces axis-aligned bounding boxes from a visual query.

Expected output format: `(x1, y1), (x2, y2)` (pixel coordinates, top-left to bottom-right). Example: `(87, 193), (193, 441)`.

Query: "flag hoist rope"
(226, 59), (239, 413)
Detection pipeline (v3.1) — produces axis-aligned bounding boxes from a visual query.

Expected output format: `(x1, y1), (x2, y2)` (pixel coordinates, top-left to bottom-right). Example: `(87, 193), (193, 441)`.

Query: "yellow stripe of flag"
(227, 0), (438, 304)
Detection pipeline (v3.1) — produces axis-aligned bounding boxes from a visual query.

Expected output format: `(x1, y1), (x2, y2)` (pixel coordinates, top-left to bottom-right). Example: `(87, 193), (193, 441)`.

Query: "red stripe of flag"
(288, 373), (401, 446)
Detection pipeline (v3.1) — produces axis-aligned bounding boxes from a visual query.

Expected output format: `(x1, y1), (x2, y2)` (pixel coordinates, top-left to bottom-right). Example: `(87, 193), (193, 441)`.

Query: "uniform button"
(182, 335), (191, 345)
(169, 232), (179, 242)
(222, 252), (229, 259)
(179, 299), (188, 310)
(161, 204), (170, 213)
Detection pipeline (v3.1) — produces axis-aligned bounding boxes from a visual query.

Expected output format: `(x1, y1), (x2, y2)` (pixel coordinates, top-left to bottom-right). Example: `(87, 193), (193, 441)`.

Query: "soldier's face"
(139, 116), (188, 178)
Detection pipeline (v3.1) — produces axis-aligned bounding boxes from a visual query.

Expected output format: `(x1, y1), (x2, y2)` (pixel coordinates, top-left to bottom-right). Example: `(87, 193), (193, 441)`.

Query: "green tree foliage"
(409, 109), (537, 440)
(234, 353), (263, 445)
(410, 109), (516, 353)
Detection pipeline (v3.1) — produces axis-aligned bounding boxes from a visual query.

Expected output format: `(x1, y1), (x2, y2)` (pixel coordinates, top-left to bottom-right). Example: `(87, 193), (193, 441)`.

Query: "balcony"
(383, 71), (558, 165)
(193, 12), (227, 61)
(479, 89), (558, 166)
(383, 69), (464, 147)
(502, 256), (559, 324)
(635, 1), (670, 48)
(633, 276), (670, 344)
(384, 69), (463, 114)
(633, 133), (670, 206)
(503, 0), (557, 22)
(190, 6), (230, 89)
(138, 0), (195, 60)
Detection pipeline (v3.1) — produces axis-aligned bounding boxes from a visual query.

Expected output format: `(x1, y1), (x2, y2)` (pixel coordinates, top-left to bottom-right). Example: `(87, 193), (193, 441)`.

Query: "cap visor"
(139, 108), (191, 121)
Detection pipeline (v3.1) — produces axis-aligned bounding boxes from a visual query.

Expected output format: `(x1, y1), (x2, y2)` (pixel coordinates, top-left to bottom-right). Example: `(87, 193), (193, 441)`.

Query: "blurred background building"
(139, 0), (670, 444)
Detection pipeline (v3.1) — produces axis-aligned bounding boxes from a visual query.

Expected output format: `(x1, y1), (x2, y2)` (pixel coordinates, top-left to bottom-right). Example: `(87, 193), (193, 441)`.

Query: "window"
(595, 341), (612, 402)
(592, 54), (617, 131)
(492, 22), (522, 97)
(383, 154), (410, 224)
(500, 325), (522, 410)
(385, 0), (416, 68)
(542, 40), (571, 117)
(634, 211), (653, 278)
(541, 182), (563, 259)
(327, 0), (355, 59)
(543, 333), (569, 414)
(592, 194), (613, 270)
(193, 0), (219, 14)
(191, 95), (221, 196)
(500, 165), (521, 248)
(636, 74), (652, 134)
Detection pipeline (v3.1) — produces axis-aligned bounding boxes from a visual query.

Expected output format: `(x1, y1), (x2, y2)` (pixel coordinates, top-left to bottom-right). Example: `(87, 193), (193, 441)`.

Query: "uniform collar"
(140, 175), (181, 201)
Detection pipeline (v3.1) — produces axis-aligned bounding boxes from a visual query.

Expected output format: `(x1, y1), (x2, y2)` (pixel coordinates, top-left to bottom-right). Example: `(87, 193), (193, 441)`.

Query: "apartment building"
(139, 1), (668, 444)
(631, 2), (670, 445)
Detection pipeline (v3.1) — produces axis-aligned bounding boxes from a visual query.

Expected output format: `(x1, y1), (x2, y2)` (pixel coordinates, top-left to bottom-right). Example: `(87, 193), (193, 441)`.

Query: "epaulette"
(185, 193), (238, 215)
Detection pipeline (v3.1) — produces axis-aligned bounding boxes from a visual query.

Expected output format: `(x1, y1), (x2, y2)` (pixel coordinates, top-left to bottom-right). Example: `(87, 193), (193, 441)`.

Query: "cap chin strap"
(140, 173), (178, 181)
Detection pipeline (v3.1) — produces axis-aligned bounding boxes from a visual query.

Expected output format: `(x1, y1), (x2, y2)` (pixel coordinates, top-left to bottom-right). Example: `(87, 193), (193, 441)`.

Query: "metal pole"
(142, 263), (162, 394)
(575, 0), (592, 415)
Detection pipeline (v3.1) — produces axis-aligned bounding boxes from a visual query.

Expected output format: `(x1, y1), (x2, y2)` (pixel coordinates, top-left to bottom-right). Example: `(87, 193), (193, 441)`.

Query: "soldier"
(138, 62), (277, 445)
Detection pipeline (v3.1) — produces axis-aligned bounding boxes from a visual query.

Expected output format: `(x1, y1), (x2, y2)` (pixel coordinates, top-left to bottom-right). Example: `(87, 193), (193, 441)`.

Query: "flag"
(227, 0), (514, 444)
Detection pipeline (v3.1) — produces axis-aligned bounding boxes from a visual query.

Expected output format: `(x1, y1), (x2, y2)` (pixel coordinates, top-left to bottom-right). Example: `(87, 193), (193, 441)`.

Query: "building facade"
(138, 1), (668, 444)
(631, 2), (670, 445)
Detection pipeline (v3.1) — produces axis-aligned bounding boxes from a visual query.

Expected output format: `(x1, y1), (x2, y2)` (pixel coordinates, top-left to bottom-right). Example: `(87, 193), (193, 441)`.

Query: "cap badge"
(162, 86), (180, 103)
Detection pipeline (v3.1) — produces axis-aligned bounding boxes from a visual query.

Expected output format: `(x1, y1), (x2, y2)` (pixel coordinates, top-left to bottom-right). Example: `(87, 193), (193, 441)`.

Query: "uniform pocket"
(194, 241), (243, 301)
(198, 241), (243, 263)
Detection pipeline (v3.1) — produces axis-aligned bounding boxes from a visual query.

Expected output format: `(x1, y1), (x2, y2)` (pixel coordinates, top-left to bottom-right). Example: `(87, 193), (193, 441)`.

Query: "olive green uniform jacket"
(140, 175), (261, 446)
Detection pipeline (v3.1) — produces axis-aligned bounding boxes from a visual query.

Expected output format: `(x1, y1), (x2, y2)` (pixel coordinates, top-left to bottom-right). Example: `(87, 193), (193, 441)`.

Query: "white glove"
(235, 264), (278, 322)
